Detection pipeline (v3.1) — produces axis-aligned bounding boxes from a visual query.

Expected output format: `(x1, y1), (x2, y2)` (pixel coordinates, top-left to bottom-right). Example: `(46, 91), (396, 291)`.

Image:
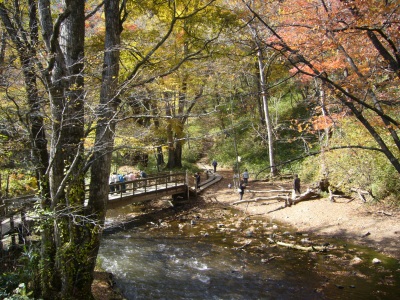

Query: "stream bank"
(203, 169), (399, 260)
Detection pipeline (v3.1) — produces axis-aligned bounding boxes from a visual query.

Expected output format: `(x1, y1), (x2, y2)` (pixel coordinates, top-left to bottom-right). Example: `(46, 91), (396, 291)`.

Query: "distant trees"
(0, 0), (49, 188)
(112, 0), (231, 169)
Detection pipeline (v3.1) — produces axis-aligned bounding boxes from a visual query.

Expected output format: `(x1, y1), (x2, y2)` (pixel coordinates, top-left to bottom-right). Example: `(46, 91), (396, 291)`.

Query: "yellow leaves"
(297, 124), (304, 133)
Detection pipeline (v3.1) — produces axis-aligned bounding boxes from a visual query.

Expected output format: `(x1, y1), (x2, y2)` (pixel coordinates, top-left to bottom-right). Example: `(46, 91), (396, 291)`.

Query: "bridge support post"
(19, 210), (27, 244)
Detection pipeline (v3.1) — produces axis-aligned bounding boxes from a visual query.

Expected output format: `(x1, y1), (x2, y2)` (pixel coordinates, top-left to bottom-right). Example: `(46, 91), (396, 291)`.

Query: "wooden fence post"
(19, 210), (27, 244)
(5, 174), (10, 198)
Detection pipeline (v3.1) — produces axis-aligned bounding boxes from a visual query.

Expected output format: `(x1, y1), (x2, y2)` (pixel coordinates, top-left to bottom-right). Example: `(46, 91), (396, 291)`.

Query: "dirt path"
(200, 168), (400, 259)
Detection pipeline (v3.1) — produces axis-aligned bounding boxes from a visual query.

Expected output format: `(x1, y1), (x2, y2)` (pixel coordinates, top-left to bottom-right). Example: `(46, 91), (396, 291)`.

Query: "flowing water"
(98, 202), (399, 299)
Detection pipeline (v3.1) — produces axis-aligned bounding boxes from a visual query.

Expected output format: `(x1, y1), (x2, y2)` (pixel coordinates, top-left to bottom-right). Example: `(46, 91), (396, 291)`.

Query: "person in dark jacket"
(293, 174), (301, 194)
(238, 181), (246, 200)
(212, 160), (218, 173)
(194, 172), (201, 190)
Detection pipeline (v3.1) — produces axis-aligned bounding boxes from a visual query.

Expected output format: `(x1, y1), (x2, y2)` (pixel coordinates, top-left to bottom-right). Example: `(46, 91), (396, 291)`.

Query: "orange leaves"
(125, 24), (138, 31)
(262, 0), (399, 94)
(290, 112), (346, 134)
(311, 113), (345, 131)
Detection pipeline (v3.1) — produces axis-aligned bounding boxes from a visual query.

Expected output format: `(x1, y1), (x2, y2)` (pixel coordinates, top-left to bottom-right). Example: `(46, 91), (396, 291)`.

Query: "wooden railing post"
(5, 174), (10, 198)
(19, 209), (27, 244)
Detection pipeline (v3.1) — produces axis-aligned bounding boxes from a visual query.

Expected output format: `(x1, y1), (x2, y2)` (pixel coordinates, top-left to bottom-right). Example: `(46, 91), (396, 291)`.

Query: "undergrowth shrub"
(322, 118), (400, 203)
(0, 171), (37, 198)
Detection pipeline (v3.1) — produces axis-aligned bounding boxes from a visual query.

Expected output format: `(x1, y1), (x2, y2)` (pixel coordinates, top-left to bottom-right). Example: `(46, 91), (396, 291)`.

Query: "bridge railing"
(94, 172), (187, 200)
(1, 195), (38, 251)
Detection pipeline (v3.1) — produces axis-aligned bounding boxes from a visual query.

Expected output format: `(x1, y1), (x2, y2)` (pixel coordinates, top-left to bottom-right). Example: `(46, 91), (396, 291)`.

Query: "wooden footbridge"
(105, 172), (189, 209)
(1, 171), (221, 250)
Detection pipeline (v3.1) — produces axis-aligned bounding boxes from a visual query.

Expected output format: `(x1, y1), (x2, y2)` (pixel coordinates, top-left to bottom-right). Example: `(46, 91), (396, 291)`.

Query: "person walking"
(238, 181), (246, 200)
(242, 169), (249, 184)
(293, 174), (301, 194)
(212, 160), (218, 173)
(194, 172), (201, 190)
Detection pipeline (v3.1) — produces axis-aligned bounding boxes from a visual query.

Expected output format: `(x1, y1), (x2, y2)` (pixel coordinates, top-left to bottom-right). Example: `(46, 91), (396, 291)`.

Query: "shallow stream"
(98, 201), (399, 299)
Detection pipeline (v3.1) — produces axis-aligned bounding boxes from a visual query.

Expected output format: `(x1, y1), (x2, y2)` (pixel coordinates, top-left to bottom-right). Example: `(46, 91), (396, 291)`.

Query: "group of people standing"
(227, 169), (250, 200)
(109, 170), (147, 194)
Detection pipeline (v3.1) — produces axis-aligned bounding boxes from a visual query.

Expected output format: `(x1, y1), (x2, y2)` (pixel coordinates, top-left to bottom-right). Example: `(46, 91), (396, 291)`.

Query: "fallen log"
(291, 189), (320, 205)
(377, 211), (392, 216)
(233, 240), (252, 250)
(276, 241), (328, 252)
(232, 196), (288, 205)
(248, 189), (291, 194)
(232, 188), (319, 206)
(350, 188), (373, 202)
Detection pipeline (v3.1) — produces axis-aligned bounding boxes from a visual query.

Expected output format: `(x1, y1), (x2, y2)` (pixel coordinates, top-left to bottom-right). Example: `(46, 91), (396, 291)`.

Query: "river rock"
(372, 258), (381, 264)
(245, 230), (253, 237)
(350, 256), (363, 265)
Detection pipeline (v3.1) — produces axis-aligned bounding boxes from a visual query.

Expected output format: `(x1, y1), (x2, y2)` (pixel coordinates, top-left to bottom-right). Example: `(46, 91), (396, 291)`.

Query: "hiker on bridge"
(109, 172), (119, 194)
(118, 173), (126, 193)
(126, 172), (136, 190)
(139, 170), (148, 187)
(139, 170), (147, 178)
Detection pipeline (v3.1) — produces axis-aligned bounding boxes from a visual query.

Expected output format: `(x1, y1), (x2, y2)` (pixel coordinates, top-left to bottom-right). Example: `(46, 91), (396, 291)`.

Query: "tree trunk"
(0, 2), (51, 297)
(257, 48), (277, 176)
(88, 0), (122, 282)
(37, 0), (91, 298)
(54, 1), (88, 298)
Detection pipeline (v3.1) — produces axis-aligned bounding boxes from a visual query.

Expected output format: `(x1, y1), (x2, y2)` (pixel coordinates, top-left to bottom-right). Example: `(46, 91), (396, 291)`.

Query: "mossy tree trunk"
(36, 0), (106, 298)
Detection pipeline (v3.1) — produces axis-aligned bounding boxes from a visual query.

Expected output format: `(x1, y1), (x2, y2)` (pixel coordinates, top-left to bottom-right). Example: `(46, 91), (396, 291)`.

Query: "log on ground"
(276, 241), (328, 252)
